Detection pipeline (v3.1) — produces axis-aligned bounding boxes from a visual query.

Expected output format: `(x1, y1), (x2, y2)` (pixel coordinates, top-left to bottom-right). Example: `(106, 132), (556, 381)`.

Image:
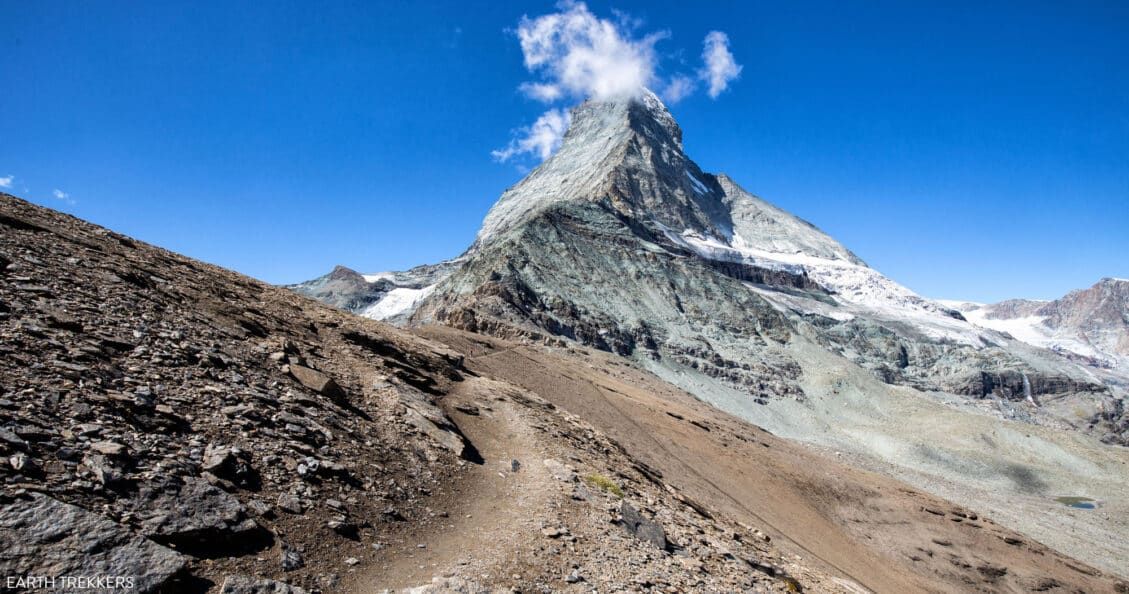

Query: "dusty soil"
(346, 374), (849, 593)
(420, 325), (1128, 594)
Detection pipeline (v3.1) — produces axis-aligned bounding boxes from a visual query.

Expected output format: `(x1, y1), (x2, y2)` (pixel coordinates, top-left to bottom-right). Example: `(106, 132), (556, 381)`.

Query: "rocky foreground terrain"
(3, 191), (1129, 593)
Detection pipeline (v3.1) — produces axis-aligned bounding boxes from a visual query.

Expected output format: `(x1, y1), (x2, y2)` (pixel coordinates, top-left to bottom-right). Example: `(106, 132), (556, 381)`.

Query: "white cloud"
(519, 82), (564, 102)
(492, 108), (571, 162)
(662, 75), (696, 104)
(515, 1), (665, 102)
(495, 3), (743, 163)
(0, 175), (12, 189)
(52, 189), (75, 205)
(700, 31), (742, 98)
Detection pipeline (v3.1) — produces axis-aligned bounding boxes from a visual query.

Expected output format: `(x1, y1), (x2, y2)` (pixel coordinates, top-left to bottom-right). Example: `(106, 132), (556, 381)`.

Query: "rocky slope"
(420, 325), (1129, 593)
(1, 192), (868, 593)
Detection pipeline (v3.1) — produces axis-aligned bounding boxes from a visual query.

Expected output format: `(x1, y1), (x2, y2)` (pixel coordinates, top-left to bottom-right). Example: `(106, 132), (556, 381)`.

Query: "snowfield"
(361, 285), (435, 320)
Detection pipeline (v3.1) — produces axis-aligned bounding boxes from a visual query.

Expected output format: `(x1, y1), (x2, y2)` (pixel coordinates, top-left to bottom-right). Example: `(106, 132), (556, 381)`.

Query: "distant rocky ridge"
(295, 89), (1127, 447)
(946, 277), (1129, 376)
(288, 259), (460, 325)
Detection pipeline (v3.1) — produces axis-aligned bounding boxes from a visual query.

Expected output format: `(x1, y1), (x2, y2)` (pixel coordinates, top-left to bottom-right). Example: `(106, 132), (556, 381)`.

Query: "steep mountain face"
(291, 91), (1129, 575)
(386, 90), (1120, 443)
(297, 89), (1126, 443)
(949, 278), (1129, 374)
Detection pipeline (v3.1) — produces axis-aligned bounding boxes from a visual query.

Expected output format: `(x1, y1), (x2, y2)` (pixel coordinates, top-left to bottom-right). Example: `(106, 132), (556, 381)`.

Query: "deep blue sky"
(2, 1), (1126, 302)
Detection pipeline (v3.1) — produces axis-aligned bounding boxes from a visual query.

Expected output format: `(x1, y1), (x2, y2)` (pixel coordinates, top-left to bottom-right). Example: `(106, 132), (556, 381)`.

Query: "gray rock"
(620, 501), (667, 551)
(220, 575), (308, 594)
(280, 543), (305, 571)
(289, 364), (347, 403)
(400, 392), (469, 458)
(277, 492), (304, 514)
(202, 443), (235, 472)
(543, 459), (576, 482)
(0, 494), (185, 592)
(135, 476), (262, 551)
(90, 440), (127, 456)
(82, 451), (122, 485)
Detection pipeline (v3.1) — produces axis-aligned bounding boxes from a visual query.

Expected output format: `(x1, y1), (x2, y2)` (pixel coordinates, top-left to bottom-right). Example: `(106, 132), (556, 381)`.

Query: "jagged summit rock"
(474, 88), (721, 246)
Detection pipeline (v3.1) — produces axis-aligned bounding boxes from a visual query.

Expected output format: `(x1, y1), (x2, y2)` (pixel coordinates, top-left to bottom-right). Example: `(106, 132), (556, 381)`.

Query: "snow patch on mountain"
(361, 285), (436, 320)
(666, 228), (985, 345)
(948, 299), (1120, 367)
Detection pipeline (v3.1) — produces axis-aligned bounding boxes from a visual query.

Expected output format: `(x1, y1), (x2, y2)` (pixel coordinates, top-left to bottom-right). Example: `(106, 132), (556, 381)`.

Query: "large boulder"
(220, 575), (309, 594)
(0, 493), (186, 593)
(133, 476), (269, 556)
(289, 364), (347, 403)
(619, 500), (668, 551)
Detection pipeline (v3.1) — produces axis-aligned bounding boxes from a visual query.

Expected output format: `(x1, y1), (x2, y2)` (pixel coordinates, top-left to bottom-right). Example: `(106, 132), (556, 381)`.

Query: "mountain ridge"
(946, 277), (1129, 374)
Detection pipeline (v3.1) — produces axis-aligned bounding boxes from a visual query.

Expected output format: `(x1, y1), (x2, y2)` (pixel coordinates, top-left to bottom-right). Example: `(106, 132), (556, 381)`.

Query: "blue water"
(1055, 496), (1097, 509)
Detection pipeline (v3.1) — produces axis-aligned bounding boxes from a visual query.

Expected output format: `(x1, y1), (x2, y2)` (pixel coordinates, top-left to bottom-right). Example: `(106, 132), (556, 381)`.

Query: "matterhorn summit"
(297, 89), (1126, 452)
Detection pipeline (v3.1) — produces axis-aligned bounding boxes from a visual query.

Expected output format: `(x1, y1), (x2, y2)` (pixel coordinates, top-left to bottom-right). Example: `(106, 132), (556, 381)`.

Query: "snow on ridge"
(936, 299), (983, 310)
(949, 302), (1115, 364)
(361, 272), (394, 283)
(361, 285), (436, 320)
(669, 228), (988, 345)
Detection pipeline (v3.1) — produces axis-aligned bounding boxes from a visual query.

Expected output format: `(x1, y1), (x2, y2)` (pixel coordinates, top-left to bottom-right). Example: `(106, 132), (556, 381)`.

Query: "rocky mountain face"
(2, 193), (863, 593)
(950, 277), (1129, 375)
(282, 91), (1129, 581)
(298, 89), (1125, 446)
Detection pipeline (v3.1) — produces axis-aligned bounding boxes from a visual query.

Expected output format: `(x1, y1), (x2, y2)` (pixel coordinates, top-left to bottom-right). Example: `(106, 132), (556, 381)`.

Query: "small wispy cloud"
(0, 174), (13, 189)
(662, 75), (696, 104)
(495, 2), (743, 164)
(52, 189), (75, 205)
(700, 31), (742, 98)
(492, 108), (571, 162)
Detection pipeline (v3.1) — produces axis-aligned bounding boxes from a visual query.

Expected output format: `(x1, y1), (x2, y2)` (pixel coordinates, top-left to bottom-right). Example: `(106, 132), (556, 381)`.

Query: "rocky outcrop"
(0, 493), (187, 592)
(287, 265), (392, 312)
(946, 370), (1106, 400)
(619, 500), (668, 551)
(956, 278), (1129, 372)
